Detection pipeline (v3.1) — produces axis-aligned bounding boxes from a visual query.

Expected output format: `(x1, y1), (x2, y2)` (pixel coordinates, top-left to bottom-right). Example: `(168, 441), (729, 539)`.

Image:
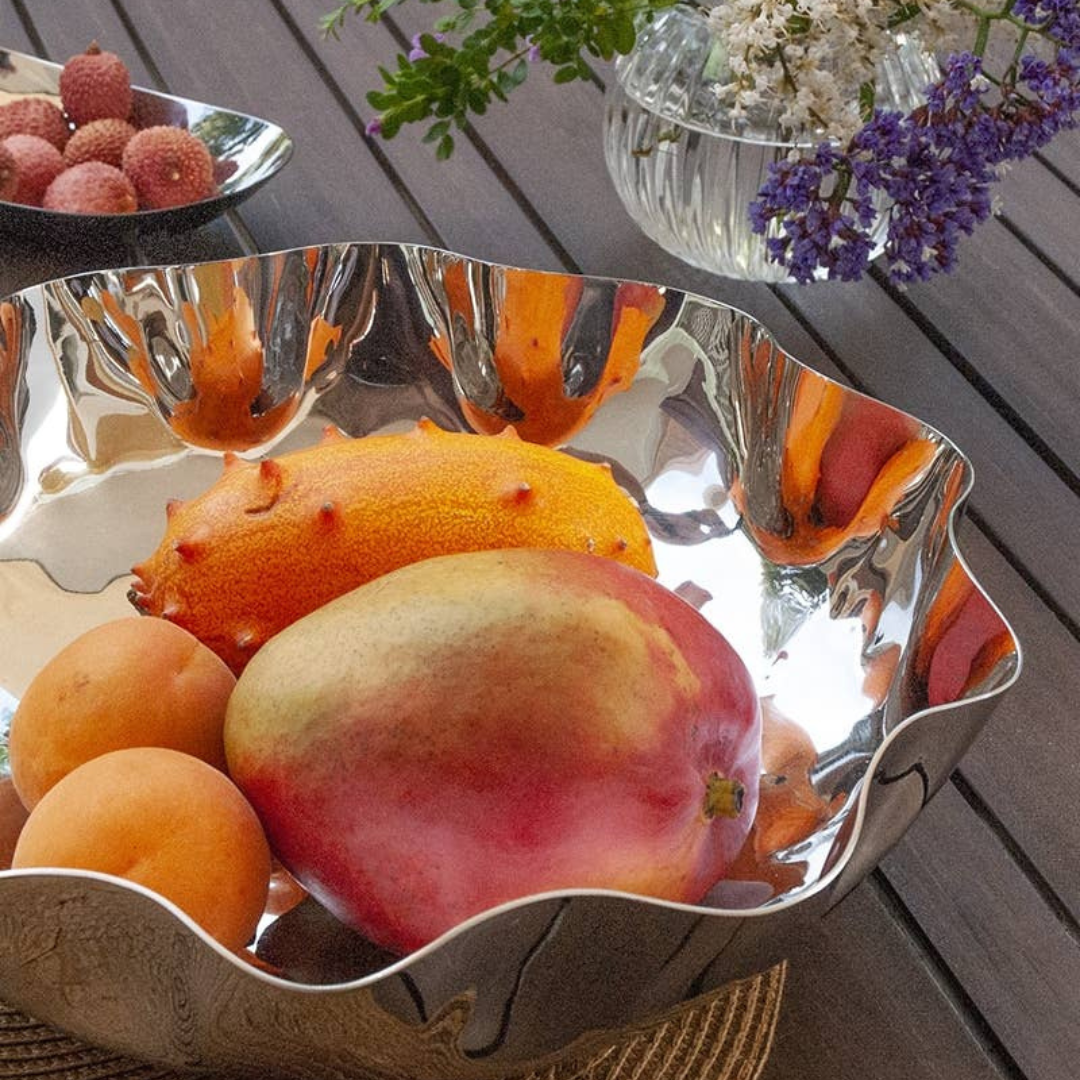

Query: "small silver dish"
(0, 244), (1020, 1077)
(0, 46), (293, 241)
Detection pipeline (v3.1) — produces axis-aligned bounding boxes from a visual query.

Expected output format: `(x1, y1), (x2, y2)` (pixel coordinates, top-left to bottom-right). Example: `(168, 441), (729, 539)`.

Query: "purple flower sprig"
(751, 3), (1080, 284)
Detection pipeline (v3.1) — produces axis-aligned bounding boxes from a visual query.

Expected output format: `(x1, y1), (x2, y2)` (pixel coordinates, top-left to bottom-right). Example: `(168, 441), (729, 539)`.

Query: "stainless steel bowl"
(0, 243), (1020, 1078)
(0, 46), (293, 241)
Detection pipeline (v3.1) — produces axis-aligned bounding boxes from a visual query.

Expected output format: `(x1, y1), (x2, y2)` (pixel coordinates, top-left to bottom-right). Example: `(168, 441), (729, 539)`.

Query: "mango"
(224, 548), (761, 956)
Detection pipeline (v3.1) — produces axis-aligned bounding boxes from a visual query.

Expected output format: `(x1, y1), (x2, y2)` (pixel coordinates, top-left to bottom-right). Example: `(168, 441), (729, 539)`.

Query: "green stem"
(951, 0), (1053, 33)
(1003, 25), (1032, 85)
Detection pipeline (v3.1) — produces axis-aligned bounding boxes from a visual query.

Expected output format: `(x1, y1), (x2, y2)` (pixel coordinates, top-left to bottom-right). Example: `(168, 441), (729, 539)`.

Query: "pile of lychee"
(0, 42), (218, 215)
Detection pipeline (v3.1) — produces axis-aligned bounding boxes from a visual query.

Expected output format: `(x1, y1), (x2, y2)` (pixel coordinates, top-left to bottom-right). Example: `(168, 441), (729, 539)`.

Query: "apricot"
(11, 747), (271, 951)
(8, 616), (235, 809)
(0, 777), (28, 870)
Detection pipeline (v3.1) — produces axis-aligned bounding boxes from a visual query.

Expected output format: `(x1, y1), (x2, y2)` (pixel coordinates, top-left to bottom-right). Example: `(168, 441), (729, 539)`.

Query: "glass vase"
(602, 4), (940, 282)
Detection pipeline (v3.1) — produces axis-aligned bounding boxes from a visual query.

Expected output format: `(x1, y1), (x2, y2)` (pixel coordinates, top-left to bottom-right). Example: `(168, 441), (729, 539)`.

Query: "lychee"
(121, 126), (215, 209)
(2, 134), (65, 206)
(0, 143), (17, 201)
(59, 42), (132, 126)
(63, 118), (137, 168)
(42, 161), (138, 215)
(0, 98), (70, 150)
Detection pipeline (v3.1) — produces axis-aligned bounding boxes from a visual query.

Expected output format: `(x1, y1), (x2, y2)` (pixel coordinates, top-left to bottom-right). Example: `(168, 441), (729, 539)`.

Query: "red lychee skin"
(121, 125), (216, 209)
(63, 118), (138, 168)
(42, 161), (138, 215)
(0, 144), (17, 201)
(2, 135), (65, 206)
(59, 42), (132, 125)
(0, 98), (70, 151)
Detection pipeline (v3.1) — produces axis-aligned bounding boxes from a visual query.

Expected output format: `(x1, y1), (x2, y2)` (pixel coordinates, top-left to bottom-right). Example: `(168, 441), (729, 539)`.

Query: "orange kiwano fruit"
(8, 616), (235, 810)
(130, 420), (657, 673)
(12, 747), (272, 951)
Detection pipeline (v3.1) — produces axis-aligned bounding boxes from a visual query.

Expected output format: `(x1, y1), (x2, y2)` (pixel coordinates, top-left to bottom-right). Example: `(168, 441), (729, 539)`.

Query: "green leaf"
(594, 21), (614, 59)
(887, 2), (923, 28)
(613, 15), (637, 55)
(436, 133), (455, 159)
(858, 80), (876, 121)
(423, 119), (452, 142)
(553, 64), (579, 84)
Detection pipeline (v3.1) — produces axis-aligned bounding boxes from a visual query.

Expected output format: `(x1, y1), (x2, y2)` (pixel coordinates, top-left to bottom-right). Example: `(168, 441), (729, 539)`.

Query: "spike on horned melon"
(129, 420), (656, 673)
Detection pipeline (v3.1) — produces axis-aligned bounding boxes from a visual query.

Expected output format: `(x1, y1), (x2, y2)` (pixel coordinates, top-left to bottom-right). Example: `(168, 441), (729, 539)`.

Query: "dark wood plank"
(894, 219), (1080, 478)
(940, 525), (1080, 922)
(14, 3), (150, 74)
(107, 0), (433, 252)
(1039, 125), (1080, 184)
(773, 273), (1080, 629)
(283, 0), (564, 272)
(764, 880), (1007, 1080)
(998, 158), (1080, 282)
(883, 779), (1080, 1080)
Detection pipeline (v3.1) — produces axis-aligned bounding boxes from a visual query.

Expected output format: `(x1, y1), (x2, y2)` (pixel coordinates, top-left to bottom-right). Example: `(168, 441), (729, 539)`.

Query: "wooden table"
(2, 4), (1078, 1079)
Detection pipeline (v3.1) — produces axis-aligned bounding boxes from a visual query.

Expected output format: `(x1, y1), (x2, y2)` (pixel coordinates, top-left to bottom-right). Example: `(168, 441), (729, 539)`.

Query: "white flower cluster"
(706, 0), (968, 140)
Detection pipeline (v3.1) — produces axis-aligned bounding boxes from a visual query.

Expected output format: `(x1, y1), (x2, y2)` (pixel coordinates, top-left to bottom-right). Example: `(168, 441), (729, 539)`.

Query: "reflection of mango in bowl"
(432, 264), (666, 445)
(733, 333), (939, 565)
(916, 560), (1016, 707)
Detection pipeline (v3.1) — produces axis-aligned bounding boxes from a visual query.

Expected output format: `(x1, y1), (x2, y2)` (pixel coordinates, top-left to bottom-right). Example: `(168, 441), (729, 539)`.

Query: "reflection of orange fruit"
(8, 617), (235, 809)
(734, 348), (938, 564)
(130, 420), (656, 673)
(727, 703), (844, 897)
(98, 286), (340, 451)
(432, 264), (664, 445)
(916, 561), (1014, 706)
(12, 747), (272, 951)
(0, 301), (23, 454)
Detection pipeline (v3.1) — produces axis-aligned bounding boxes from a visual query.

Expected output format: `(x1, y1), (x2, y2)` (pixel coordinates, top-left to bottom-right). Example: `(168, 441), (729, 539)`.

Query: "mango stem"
(704, 773), (745, 820)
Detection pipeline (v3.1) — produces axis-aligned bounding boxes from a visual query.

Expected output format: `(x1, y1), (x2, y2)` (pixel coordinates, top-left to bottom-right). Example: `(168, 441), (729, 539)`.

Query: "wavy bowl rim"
(0, 240), (1024, 991)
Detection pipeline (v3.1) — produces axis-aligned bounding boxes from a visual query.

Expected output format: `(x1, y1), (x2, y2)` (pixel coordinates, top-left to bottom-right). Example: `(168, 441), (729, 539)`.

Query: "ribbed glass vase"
(603, 4), (940, 282)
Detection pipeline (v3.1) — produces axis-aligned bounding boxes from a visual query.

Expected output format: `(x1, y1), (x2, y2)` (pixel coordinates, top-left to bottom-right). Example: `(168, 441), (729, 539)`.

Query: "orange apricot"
(8, 616), (235, 809)
(12, 747), (271, 951)
(0, 777), (28, 870)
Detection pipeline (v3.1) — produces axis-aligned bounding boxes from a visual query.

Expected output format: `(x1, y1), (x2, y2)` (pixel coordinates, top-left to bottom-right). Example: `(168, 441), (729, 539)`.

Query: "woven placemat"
(0, 962), (786, 1080)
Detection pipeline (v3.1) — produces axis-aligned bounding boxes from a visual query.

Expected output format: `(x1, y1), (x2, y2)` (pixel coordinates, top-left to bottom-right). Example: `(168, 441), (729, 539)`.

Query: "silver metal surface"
(0, 243), (1020, 1076)
(0, 47), (293, 240)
